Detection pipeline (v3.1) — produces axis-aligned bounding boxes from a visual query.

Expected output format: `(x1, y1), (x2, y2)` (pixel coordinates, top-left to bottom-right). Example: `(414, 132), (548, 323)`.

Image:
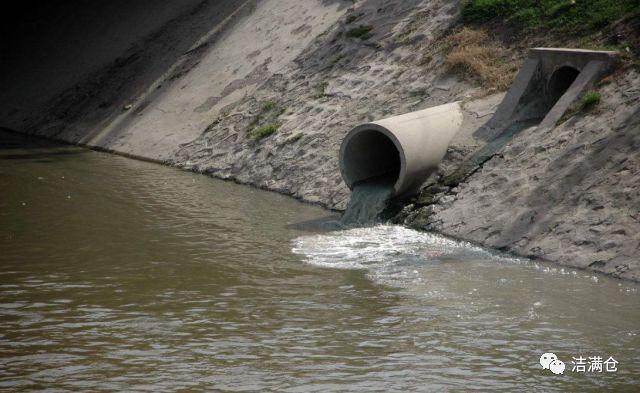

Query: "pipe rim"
(339, 123), (406, 195)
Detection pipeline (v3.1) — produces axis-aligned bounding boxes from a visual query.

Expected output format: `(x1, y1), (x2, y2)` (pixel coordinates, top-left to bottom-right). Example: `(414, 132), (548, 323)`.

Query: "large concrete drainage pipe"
(339, 102), (463, 197)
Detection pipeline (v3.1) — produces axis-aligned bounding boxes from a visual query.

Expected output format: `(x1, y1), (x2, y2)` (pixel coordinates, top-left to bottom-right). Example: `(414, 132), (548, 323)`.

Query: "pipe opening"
(547, 66), (580, 106)
(341, 129), (401, 188)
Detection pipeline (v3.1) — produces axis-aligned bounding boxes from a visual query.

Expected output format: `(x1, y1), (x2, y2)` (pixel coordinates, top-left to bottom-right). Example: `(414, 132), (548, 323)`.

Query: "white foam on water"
(291, 225), (519, 287)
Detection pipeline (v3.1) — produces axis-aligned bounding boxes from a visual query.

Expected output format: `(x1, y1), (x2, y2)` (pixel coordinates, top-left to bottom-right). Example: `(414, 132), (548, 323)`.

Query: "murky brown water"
(1, 132), (638, 391)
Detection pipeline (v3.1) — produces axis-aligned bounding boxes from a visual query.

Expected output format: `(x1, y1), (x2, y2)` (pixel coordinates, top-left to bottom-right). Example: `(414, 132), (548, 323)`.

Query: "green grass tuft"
(579, 91), (601, 111)
(250, 123), (280, 140)
(262, 100), (276, 111)
(559, 90), (602, 123)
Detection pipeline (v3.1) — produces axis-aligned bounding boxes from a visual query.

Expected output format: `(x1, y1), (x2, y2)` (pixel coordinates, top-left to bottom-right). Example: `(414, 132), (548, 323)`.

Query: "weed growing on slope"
(250, 123), (280, 140)
(245, 99), (286, 141)
(559, 90), (602, 123)
(262, 100), (276, 111)
(578, 91), (601, 111)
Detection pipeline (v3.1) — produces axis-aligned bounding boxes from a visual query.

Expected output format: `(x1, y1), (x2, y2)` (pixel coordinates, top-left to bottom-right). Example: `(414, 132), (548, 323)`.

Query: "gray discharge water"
(340, 176), (395, 226)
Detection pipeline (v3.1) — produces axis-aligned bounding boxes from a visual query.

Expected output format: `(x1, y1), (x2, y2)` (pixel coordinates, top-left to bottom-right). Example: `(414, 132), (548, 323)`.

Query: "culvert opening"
(547, 66), (580, 107)
(341, 129), (401, 189)
(340, 129), (401, 226)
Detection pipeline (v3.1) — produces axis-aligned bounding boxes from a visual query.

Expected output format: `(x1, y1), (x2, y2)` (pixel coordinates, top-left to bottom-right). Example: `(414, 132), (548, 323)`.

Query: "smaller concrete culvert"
(476, 48), (619, 141)
(339, 102), (463, 198)
(547, 65), (580, 107)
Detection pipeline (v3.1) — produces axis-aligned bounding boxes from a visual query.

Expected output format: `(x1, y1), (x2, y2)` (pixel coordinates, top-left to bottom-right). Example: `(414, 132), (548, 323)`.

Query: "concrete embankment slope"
(1, 0), (349, 160)
(1, 0), (231, 131)
(2, 0), (638, 280)
(0, 0), (203, 123)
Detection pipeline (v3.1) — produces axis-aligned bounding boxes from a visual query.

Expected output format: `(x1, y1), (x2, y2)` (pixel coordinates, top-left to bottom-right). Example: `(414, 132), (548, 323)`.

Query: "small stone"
(123, 104), (133, 110)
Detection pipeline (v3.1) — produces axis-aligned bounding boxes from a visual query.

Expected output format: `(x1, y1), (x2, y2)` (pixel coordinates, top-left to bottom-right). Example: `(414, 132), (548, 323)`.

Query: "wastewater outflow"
(340, 175), (395, 226)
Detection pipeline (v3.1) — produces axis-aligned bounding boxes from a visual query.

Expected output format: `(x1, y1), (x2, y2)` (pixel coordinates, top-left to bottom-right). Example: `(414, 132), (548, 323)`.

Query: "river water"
(0, 132), (638, 391)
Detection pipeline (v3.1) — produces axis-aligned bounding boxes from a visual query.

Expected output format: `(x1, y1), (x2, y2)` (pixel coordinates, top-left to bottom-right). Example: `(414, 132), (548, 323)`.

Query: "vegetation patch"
(462, 0), (639, 36)
(250, 123), (280, 140)
(346, 25), (373, 40)
(559, 90), (602, 123)
(245, 99), (287, 141)
(444, 28), (520, 91)
(578, 91), (601, 111)
(262, 100), (276, 111)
